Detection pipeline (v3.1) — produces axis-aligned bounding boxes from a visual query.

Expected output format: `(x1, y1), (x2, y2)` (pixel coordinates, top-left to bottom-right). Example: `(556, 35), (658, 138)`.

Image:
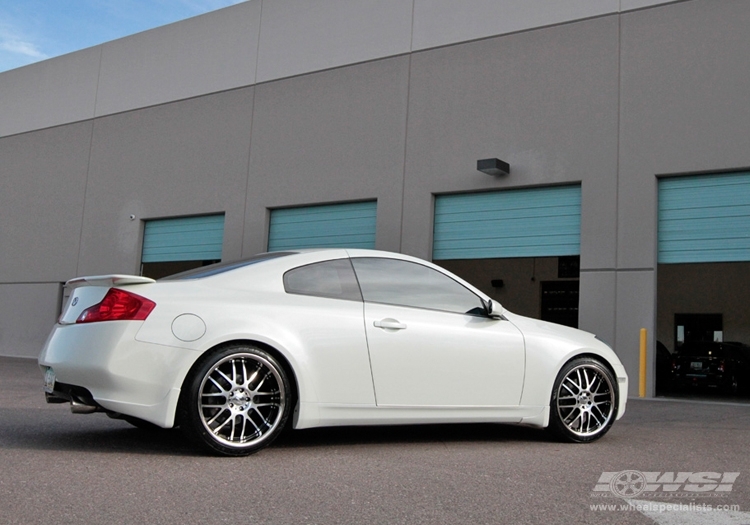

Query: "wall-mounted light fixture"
(477, 158), (510, 176)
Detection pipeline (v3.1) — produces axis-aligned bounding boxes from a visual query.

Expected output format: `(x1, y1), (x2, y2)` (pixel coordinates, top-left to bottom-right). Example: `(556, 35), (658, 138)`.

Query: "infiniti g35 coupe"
(39, 249), (628, 456)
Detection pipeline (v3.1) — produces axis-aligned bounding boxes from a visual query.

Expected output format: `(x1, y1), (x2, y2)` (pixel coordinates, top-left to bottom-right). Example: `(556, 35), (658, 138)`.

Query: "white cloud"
(0, 38), (48, 59)
(0, 22), (49, 62)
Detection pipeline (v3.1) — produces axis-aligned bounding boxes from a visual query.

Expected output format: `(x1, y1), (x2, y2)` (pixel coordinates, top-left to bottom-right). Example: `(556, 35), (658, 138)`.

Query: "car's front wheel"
(181, 344), (292, 456)
(548, 357), (617, 443)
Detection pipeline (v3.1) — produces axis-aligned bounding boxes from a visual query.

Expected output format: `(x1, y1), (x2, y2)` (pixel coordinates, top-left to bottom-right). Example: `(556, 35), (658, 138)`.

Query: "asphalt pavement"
(1, 356), (749, 525)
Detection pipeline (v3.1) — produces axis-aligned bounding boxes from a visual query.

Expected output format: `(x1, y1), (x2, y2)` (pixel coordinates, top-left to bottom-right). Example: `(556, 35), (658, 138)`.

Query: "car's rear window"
(160, 252), (296, 280)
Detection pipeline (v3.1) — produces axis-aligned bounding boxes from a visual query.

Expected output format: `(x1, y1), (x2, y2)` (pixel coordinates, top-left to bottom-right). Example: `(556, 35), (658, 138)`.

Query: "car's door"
(351, 257), (525, 407)
(282, 258), (374, 404)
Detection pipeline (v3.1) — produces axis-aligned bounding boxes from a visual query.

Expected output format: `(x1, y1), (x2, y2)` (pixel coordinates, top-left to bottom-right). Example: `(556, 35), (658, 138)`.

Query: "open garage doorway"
(656, 262), (750, 398)
(439, 256), (580, 328)
(432, 185), (581, 328)
(656, 172), (750, 399)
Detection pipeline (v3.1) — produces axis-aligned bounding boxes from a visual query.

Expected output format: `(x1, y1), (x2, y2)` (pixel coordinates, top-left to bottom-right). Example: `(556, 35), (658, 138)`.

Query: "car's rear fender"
(173, 336), (303, 426)
(134, 285), (375, 413)
(135, 303), (319, 415)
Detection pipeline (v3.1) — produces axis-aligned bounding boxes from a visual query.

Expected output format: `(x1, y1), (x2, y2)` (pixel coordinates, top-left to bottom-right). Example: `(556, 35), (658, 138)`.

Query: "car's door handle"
(373, 319), (407, 330)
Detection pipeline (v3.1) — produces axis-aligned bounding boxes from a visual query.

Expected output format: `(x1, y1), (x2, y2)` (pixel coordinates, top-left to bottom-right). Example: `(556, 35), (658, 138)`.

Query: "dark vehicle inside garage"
(669, 341), (750, 395)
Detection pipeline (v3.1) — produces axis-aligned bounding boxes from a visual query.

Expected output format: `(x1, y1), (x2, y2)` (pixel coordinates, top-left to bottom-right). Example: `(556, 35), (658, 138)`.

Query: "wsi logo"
(592, 471), (740, 498)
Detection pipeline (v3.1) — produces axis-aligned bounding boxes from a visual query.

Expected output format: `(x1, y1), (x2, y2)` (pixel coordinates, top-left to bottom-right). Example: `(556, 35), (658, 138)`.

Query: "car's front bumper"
(612, 362), (628, 420)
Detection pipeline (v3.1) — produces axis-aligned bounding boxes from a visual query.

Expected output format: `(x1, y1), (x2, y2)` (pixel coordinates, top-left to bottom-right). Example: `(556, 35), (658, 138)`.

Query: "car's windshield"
(160, 252), (296, 280)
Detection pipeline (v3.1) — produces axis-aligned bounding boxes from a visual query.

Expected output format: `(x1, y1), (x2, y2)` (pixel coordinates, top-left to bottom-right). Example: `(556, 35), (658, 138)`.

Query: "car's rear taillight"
(76, 289), (156, 323)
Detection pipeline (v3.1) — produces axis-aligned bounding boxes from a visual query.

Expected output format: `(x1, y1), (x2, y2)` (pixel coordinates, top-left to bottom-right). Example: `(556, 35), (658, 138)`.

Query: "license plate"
(43, 367), (56, 393)
(690, 361), (703, 370)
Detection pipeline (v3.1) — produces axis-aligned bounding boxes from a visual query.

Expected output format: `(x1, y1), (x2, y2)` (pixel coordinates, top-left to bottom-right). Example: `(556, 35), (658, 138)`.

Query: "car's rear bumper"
(38, 322), (196, 427)
(671, 372), (730, 390)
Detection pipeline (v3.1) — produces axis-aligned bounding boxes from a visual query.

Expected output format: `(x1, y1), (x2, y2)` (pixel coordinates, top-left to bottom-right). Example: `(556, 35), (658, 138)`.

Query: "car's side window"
(350, 257), (483, 315)
(284, 259), (363, 302)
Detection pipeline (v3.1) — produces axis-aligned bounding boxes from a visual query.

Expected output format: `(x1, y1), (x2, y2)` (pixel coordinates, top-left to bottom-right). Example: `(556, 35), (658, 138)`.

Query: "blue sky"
(0, 0), (246, 73)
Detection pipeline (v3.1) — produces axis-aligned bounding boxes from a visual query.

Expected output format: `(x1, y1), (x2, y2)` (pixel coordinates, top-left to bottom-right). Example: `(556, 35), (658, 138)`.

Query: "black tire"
(548, 357), (618, 443)
(180, 344), (292, 456)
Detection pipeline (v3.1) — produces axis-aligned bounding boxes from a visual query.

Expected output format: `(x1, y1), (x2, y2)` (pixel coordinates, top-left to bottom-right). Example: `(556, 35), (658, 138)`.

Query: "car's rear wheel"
(181, 344), (291, 456)
(548, 357), (617, 443)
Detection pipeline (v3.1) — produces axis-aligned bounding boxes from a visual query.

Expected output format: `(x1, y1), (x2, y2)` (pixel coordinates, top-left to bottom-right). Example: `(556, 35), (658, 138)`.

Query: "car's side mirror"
(482, 298), (503, 319)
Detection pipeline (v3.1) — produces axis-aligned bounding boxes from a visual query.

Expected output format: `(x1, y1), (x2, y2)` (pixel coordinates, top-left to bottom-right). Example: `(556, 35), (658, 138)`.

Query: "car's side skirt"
(294, 402), (549, 430)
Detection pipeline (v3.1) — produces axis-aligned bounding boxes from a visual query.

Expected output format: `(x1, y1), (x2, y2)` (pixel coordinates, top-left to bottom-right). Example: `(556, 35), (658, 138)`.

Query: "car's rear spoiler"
(65, 275), (156, 290)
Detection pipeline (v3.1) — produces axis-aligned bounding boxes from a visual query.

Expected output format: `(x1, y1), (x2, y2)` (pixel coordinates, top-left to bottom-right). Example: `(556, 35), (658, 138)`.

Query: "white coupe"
(39, 249), (628, 456)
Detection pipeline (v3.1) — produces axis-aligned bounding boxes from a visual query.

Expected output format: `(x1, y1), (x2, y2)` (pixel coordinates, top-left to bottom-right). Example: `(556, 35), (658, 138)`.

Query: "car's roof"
(163, 248), (440, 281)
(157, 248), (491, 303)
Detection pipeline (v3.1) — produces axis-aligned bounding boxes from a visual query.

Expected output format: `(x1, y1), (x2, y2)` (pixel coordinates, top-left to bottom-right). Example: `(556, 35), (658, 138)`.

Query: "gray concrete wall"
(0, 123), (92, 283)
(95, 2), (261, 117)
(0, 123), (93, 359)
(2, 0), (749, 401)
(244, 57), (411, 255)
(0, 0), (680, 138)
(77, 88), (256, 276)
(0, 3), (261, 138)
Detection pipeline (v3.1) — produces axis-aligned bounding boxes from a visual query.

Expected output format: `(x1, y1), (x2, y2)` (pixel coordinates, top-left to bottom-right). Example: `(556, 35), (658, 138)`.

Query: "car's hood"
(503, 310), (599, 344)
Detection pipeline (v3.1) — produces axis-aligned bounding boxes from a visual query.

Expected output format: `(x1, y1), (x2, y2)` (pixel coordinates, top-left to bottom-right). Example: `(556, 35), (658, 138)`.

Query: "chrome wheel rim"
(556, 363), (615, 438)
(198, 353), (285, 448)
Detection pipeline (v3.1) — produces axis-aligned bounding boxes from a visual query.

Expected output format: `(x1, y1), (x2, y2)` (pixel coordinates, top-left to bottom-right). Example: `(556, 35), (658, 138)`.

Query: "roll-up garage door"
(142, 214), (225, 263)
(433, 185), (581, 260)
(268, 201), (377, 251)
(658, 172), (750, 264)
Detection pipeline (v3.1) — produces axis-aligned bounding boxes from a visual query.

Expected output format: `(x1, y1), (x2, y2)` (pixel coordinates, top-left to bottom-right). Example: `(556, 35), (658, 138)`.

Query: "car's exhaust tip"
(70, 399), (99, 414)
(44, 381), (102, 414)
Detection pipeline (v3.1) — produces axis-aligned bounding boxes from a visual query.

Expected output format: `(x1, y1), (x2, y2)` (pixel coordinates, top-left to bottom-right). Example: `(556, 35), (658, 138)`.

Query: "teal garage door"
(433, 185), (581, 260)
(142, 214), (225, 263)
(268, 201), (377, 251)
(658, 172), (750, 264)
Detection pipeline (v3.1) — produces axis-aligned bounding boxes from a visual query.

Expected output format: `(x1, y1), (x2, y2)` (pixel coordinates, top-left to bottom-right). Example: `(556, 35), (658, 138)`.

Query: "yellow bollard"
(639, 328), (647, 398)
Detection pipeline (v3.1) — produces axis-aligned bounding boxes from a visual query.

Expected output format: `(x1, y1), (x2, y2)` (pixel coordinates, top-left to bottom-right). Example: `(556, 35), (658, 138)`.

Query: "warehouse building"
(2, 0), (750, 398)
